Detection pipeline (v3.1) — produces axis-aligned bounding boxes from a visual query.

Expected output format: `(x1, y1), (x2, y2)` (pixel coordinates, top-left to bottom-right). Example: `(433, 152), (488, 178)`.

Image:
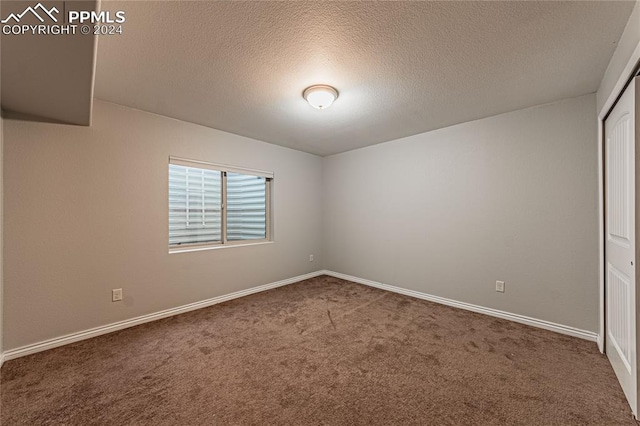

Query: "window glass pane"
(226, 172), (267, 241)
(169, 164), (222, 245)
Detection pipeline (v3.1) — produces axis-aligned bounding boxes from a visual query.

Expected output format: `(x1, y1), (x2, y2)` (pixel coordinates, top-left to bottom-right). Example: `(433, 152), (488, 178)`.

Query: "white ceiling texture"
(95, 1), (635, 156)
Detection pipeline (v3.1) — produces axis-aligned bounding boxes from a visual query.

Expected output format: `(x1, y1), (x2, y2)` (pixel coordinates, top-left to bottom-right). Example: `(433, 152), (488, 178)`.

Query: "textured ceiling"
(95, 1), (635, 156)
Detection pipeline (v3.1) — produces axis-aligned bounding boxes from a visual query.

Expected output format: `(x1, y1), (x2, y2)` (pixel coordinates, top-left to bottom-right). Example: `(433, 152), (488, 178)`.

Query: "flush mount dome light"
(303, 85), (339, 110)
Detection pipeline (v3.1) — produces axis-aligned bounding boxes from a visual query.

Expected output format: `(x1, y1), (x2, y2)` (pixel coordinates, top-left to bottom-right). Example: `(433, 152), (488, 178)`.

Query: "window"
(168, 157), (272, 250)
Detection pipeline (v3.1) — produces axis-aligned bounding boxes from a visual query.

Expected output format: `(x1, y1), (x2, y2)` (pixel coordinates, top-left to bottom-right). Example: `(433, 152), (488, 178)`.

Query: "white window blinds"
(227, 172), (267, 241)
(168, 157), (272, 248)
(168, 164), (222, 245)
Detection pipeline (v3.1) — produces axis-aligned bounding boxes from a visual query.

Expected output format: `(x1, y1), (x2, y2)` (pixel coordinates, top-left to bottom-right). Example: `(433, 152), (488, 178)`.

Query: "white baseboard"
(2, 270), (325, 362)
(1, 269), (599, 364)
(321, 270), (599, 342)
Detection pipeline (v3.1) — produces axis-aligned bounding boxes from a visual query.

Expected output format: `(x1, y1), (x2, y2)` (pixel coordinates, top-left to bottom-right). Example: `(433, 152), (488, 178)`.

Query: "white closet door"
(605, 76), (638, 416)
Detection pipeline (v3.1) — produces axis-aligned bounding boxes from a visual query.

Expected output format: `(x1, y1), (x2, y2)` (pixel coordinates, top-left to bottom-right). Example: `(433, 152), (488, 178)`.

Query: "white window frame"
(169, 156), (273, 253)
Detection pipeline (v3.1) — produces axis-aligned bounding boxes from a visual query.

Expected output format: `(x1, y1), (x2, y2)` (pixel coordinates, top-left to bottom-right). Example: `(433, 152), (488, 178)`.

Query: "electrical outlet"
(496, 281), (505, 293)
(309, 254), (314, 262)
(112, 288), (123, 302)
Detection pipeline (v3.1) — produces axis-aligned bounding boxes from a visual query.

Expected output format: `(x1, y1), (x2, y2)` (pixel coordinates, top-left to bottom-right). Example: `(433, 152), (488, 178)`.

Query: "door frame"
(599, 45), (640, 354)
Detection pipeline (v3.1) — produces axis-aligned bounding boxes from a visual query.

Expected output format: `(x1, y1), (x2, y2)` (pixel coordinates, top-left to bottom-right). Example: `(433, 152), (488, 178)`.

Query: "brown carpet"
(0, 275), (636, 425)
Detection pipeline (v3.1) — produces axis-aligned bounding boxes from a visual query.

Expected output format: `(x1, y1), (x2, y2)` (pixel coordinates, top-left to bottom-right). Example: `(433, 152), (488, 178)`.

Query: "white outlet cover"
(112, 288), (123, 302)
(496, 281), (505, 293)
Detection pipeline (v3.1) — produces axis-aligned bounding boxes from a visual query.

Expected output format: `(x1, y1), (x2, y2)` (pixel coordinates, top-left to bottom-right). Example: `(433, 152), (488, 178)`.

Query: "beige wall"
(3, 99), (323, 350)
(0, 0), (98, 125)
(323, 94), (599, 332)
(0, 93), (603, 349)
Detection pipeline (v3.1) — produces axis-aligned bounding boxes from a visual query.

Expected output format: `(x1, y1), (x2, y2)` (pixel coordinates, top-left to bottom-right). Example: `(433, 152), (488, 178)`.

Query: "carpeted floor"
(0, 275), (636, 425)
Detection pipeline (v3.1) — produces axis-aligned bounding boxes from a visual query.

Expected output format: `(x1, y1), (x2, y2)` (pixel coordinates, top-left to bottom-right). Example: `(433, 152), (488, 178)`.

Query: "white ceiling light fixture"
(303, 85), (339, 110)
